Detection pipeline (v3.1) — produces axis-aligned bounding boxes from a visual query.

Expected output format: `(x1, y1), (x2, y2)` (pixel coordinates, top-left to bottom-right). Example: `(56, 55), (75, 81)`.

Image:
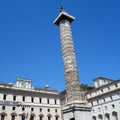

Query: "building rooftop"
(93, 77), (114, 82)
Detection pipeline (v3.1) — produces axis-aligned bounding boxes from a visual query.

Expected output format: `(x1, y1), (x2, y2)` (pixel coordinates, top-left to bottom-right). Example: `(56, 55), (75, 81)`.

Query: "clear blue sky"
(0, 0), (120, 91)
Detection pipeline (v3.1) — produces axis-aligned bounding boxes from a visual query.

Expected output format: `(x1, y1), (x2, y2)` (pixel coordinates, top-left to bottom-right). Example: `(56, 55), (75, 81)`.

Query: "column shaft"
(59, 19), (81, 102)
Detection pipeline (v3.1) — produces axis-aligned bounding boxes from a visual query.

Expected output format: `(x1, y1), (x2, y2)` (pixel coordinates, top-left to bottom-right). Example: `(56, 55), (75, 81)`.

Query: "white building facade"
(86, 77), (120, 120)
(0, 78), (62, 120)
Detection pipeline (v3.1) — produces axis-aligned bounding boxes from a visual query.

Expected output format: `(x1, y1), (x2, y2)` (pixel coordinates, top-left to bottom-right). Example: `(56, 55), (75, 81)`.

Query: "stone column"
(54, 8), (81, 103)
(54, 7), (92, 120)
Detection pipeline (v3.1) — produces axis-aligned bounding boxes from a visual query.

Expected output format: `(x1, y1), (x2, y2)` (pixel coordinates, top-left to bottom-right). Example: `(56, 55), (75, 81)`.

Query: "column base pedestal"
(62, 101), (92, 120)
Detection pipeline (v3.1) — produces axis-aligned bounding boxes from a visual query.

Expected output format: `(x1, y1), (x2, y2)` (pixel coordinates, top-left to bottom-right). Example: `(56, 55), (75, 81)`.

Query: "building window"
(12, 107), (15, 111)
(105, 113), (110, 120)
(101, 89), (103, 92)
(22, 96), (25, 101)
(31, 108), (34, 112)
(112, 111), (118, 120)
(47, 99), (49, 104)
(48, 109), (50, 112)
(112, 104), (115, 108)
(39, 98), (42, 103)
(13, 95), (16, 101)
(2, 106), (5, 110)
(3, 95), (6, 100)
(98, 114), (103, 120)
(97, 100), (99, 104)
(104, 106), (108, 110)
(55, 116), (58, 120)
(1, 115), (5, 120)
(92, 116), (96, 120)
(117, 93), (120, 97)
(103, 98), (105, 102)
(40, 116), (42, 120)
(110, 96), (113, 100)
(55, 109), (57, 113)
(54, 99), (57, 104)
(11, 115), (15, 120)
(48, 116), (51, 120)
(91, 102), (93, 106)
(22, 107), (25, 111)
(40, 108), (42, 112)
(98, 107), (101, 112)
(97, 81), (99, 86)
(70, 118), (75, 120)
(31, 97), (34, 103)
(30, 116), (34, 120)
(108, 86), (110, 90)
(115, 84), (118, 87)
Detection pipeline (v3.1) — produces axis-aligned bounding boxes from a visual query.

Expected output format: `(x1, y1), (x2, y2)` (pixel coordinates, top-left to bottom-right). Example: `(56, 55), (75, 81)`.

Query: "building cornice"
(0, 86), (59, 96)
(87, 87), (120, 100)
(86, 80), (120, 94)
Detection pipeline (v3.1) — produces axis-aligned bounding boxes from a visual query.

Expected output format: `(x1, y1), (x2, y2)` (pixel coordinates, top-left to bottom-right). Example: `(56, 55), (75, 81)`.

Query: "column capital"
(54, 9), (75, 25)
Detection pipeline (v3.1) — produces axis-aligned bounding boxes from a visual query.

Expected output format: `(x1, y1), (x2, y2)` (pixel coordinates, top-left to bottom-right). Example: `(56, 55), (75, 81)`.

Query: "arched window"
(92, 116), (96, 120)
(47, 114), (52, 120)
(0, 112), (7, 120)
(112, 111), (118, 120)
(55, 114), (60, 120)
(11, 113), (17, 120)
(39, 114), (44, 120)
(30, 116), (34, 120)
(48, 116), (51, 120)
(40, 116), (42, 120)
(105, 113), (110, 120)
(30, 113), (36, 120)
(56, 116), (59, 120)
(98, 114), (103, 120)
(11, 115), (15, 120)
(1, 115), (5, 120)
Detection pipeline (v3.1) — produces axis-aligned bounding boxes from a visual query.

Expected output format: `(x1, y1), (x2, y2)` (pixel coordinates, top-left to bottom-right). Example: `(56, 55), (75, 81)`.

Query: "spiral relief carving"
(54, 12), (81, 102)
